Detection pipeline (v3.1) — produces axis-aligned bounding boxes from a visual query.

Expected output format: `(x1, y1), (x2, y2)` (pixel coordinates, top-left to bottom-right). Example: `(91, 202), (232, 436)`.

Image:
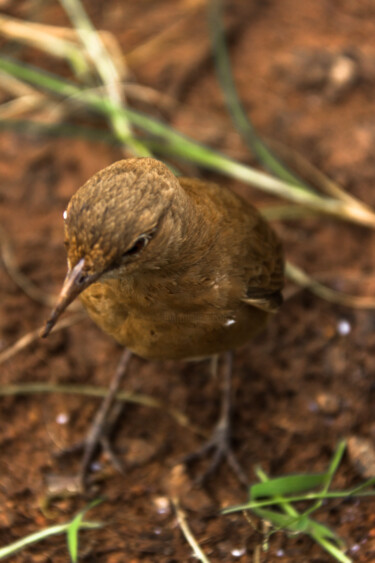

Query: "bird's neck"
(153, 186), (217, 276)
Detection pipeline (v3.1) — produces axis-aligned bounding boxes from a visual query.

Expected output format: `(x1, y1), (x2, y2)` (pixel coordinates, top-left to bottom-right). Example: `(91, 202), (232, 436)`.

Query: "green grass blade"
(67, 499), (102, 562)
(0, 519), (101, 561)
(221, 443), (375, 563)
(60, 0), (122, 104)
(250, 507), (307, 532)
(0, 523), (69, 560)
(1, 56), (375, 226)
(316, 540), (352, 563)
(58, 0), (150, 157)
(208, 0), (311, 191)
(0, 118), (119, 143)
(347, 477), (375, 495)
(0, 13), (90, 78)
(251, 473), (328, 500)
(323, 440), (346, 490)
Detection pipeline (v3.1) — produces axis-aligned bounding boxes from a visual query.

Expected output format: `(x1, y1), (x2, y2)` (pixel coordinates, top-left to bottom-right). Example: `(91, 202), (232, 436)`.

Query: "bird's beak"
(42, 258), (99, 338)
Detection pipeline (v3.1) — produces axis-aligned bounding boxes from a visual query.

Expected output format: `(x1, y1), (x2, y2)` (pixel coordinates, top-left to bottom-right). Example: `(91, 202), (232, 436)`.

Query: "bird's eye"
(123, 235), (149, 257)
(76, 273), (87, 286)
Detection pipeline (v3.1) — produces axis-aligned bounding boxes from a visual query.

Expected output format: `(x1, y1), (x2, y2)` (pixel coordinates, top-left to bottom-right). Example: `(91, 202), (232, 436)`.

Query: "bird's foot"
(80, 400), (125, 483)
(51, 349), (132, 493)
(183, 417), (248, 487)
(53, 401), (125, 492)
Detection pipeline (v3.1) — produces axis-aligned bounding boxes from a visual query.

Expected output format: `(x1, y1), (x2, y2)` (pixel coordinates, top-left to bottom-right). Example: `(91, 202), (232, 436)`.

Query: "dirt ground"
(1, 0), (375, 561)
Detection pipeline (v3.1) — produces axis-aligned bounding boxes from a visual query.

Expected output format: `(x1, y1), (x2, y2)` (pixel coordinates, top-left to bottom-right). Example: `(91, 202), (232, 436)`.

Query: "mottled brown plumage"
(43, 157), (284, 487)
(45, 158), (283, 358)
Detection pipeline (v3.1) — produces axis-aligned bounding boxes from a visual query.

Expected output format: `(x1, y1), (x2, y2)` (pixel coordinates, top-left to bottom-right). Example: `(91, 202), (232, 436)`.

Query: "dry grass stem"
(59, 0), (150, 156)
(126, 0), (206, 66)
(124, 83), (177, 112)
(0, 313), (85, 365)
(172, 497), (211, 563)
(0, 71), (75, 122)
(286, 261), (375, 309)
(0, 13), (126, 78)
(0, 381), (206, 435)
(0, 69), (42, 98)
(59, 0), (125, 107)
(0, 224), (59, 306)
(267, 138), (372, 211)
(0, 13), (87, 67)
(0, 71), (58, 119)
(261, 204), (319, 221)
(0, 95), (47, 119)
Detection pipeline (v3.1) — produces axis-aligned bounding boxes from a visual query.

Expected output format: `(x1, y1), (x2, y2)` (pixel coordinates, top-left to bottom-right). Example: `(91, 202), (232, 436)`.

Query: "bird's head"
(42, 157), (184, 337)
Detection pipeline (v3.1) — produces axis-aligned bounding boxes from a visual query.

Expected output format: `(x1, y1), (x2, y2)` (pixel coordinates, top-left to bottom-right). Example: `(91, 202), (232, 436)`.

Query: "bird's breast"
(79, 277), (269, 361)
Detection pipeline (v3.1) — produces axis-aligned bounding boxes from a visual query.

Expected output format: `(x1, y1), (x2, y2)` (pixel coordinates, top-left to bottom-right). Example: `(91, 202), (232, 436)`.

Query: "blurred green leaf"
(251, 473), (328, 500)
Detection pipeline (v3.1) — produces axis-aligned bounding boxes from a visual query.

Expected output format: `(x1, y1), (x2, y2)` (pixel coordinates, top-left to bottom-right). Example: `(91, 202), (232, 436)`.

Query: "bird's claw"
(183, 420), (248, 487)
(54, 402), (125, 491)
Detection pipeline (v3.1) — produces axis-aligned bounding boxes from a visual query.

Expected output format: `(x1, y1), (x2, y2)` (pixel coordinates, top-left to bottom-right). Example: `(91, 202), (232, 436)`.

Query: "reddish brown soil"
(1, 1), (375, 561)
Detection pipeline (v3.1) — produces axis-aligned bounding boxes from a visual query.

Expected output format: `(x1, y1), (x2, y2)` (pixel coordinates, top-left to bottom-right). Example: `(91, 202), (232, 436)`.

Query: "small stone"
(153, 496), (171, 516)
(164, 464), (212, 512)
(337, 319), (351, 336)
(308, 401), (319, 413)
(316, 392), (341, 416)
(231, 547), (246, 557)
(327, 55), (358, 100)
(347, 435), (375, 479)
(124, 438), (158, 467)
(90, 461), (102, 472)
(56, 412), (69, 425)
(0, 505), (15, 527)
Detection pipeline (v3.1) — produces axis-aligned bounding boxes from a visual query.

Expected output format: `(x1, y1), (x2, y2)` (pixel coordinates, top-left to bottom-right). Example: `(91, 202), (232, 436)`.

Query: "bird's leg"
(95, 401), (126, 473)
(184, 351), (248, 487)
(78, 348), (132, 487)
(53, 348), (132, 492)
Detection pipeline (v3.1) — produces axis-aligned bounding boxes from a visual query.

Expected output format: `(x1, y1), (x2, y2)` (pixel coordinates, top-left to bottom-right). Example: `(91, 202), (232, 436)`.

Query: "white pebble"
(154, 496), (170, 515)
(337, 319), (351, 336)
(56, 412), (69, 425)
(90, 461), (102, 472)
(276, 549), (285, 557)
(225, 318), (236, 327)
(63, 210), (68, 220)
(231, 547), (246, 557)
(308, 401), (318, 413)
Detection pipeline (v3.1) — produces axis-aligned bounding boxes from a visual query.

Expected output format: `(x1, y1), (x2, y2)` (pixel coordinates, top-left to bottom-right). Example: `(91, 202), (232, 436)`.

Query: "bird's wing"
(242, 214), (284, 314)
(178, 176), (284, 314)
(242, 291), (283, 313)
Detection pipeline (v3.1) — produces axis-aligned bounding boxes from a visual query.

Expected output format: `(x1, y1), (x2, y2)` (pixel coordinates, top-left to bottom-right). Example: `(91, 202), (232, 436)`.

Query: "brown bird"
(43, 157), (284, 487)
